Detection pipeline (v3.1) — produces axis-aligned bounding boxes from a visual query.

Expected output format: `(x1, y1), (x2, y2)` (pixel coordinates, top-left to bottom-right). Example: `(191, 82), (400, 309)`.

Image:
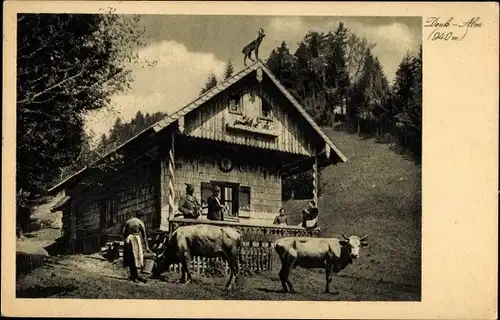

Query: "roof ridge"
(257, 62), (347, 162)
(151, 61), (262, 131)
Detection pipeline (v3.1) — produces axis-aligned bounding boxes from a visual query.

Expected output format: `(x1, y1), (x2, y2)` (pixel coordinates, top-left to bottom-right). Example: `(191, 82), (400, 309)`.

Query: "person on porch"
(273, 208), (288, 225)
(300, 200), (319, 229)
(122, 210), (152, 283)
(177, 184), (201, 219)
(207, 185), (226, 221)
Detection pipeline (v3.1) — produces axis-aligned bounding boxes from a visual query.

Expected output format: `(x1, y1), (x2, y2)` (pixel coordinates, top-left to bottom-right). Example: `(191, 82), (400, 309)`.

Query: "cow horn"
(360, 234), (369, 241)
(341, 232), (349, 240)
(259, 28), (264, 34)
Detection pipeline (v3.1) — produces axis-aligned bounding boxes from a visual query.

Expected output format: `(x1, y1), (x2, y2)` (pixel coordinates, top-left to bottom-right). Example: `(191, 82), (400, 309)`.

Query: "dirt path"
(16, 252), (419, 301)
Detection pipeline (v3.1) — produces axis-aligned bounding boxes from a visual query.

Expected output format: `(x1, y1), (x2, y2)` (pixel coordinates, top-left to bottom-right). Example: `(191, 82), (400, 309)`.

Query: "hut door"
(223, 184), (239, 217)
(211, 181), (240, 217)
(99, 198), (107, 229)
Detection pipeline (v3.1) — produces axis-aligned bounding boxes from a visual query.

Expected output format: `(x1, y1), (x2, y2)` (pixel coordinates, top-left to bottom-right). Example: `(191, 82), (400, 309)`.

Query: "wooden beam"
(159, 156), (169, 231)
(178, 116), (185, 133)
(159, 133), (175, 232)
(281, 156), (314, 176)
(312, 152), (318, 207)
(167, 131), (176, 229)
(281, 152), (331, 178)
(313, 151), (319, 227)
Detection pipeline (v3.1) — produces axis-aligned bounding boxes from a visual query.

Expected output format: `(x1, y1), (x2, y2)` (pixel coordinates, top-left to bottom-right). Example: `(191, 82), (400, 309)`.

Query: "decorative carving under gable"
(256, 67), (263, 82)
(226, 114), (278, 138)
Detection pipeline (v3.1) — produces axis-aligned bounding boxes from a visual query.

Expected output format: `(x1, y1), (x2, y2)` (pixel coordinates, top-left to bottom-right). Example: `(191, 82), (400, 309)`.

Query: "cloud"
(257, 16), (309, 57)
(85, 40), (226, 137)
(348, 22), (420, 82)
(269, 16), (305, 34)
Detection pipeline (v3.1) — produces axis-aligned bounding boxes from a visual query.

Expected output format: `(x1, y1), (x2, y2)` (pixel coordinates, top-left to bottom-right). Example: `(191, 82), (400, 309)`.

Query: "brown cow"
(152, 224), (242, 289)
(274, 233), (369, 294)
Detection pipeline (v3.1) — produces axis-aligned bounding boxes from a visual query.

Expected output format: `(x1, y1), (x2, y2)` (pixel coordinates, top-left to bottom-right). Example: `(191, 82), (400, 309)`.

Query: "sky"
(85, 15), (422, 139)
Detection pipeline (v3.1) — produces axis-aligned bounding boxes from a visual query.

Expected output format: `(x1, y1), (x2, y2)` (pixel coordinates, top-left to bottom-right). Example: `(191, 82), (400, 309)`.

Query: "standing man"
(207, 186), (226, 221)
(122, 210), (151, 283)
(177, 184), (201, 219)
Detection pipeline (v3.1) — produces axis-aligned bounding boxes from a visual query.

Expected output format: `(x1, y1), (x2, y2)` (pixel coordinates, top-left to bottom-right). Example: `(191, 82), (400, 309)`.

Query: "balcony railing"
(169, 217), (320, 242)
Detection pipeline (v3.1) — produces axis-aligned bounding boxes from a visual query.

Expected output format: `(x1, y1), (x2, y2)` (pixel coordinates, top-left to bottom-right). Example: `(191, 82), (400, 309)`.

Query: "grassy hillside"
(284, 128), (421, 288)
(16, 129), (421, 300)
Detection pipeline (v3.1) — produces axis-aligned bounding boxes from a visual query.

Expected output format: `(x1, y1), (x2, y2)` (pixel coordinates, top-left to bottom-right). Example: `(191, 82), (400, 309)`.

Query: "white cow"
(274, 233), (369, 294)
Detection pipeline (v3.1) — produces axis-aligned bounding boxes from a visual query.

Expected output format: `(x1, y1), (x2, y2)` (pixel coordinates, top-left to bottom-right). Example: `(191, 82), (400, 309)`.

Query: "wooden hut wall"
(67, 156), (160, 252)
(183, 74), (317, 156)
(170, 143), (283, 221)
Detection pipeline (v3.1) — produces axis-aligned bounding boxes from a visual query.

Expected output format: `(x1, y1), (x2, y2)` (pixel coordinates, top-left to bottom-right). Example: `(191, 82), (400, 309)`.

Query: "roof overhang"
(280, 150), (342, 178)
(47, 127), (156, 195)
(257, 63), (347, 163)
(50, 196), (70, 213)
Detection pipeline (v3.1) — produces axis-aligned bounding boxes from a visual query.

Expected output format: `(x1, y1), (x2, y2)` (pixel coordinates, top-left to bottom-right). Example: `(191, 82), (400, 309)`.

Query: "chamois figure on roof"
(242, 28), (266, 67)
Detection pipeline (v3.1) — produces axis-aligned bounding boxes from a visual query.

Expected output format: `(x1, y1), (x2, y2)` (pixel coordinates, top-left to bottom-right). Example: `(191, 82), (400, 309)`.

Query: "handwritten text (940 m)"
(424, 17), (482, 42)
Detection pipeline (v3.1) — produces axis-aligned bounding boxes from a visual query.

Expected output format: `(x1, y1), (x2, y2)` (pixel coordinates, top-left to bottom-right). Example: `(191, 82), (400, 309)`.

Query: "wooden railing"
(169, 217), (320, 241)
(100, 218), (321, 276)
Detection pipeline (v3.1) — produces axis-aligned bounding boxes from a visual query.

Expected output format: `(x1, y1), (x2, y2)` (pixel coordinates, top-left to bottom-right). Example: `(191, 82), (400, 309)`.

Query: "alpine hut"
(48, 60), (347, 254)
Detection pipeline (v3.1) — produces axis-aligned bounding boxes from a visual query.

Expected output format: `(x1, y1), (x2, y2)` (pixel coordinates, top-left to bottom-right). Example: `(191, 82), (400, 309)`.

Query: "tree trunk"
(17, 204), (33, 235)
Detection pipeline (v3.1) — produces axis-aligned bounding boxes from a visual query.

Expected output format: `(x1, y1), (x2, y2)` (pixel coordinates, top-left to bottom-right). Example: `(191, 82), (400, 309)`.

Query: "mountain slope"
(284, 129), (421, 288)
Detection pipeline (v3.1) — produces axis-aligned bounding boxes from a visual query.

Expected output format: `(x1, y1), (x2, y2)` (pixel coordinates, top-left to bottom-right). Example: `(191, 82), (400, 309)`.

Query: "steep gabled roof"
(150, 60), (347, 162)
(48, 60), (346, 194)
(257, 62), (347, 162)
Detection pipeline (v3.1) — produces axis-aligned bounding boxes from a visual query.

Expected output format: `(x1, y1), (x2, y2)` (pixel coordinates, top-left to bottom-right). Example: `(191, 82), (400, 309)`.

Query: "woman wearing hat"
(207, 185), (226, 221)
(177, 184), (201, 219)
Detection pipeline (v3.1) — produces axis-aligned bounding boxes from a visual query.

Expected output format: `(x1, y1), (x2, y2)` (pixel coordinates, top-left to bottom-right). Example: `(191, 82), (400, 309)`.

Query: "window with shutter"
(228, 94), (242, 114)
(201, 181), (250, 217)
(239, 186), (251, 211)
(261, 98), (273, 120)
(99, 196), (115, 229)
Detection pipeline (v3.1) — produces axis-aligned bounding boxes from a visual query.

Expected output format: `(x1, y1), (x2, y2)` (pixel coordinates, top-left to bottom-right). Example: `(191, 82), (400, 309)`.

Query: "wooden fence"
(101, 218), (321, 277)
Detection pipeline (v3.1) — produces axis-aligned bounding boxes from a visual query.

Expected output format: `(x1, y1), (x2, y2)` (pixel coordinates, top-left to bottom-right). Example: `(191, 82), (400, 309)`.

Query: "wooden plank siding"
(66, 156), (160, 253)
(183, 74), (318, 156)
(166, 138), (284, 224)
